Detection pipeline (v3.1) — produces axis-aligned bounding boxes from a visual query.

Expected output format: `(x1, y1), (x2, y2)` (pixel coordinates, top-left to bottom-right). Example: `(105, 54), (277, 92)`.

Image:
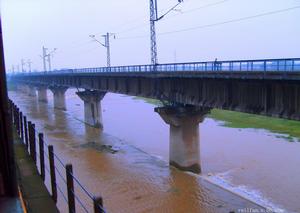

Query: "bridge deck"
(22, 71), (300, 81)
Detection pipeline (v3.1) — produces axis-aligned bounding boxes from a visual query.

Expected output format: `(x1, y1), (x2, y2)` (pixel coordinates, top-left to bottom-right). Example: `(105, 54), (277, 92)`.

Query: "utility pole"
(149, 0), (183, 66)
(149, 0), (158, 66)
(102, 33), (111, 67)
(41, 46), (56, 72)
(42, 46), (47, 72)
(27, 59), (32, 72)
(21, 59), (26, 72)
(47, 48), (57, 71)
(89, 33), (114, 67)
(16, 65), (20, 73)
(47, 54), (52, 71)
(11, 65), (15, 74)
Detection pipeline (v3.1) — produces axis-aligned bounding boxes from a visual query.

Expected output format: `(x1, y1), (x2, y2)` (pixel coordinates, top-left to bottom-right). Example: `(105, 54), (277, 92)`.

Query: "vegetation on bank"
(133, 97), (163, 106)
(208, 109), (300, 141)
(134, 97), (300, 141)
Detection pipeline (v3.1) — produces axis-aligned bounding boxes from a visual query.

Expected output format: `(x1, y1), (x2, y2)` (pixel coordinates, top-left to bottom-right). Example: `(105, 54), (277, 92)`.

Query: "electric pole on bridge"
(40, 46), (56, 72)
(42, 46), (47, 72)
(47, 48), (57, 71)
(27, 59), (32, 73)
(89, 33), (115, 67)
(149, 0), (183, 67)
(21, 59), (26, 73)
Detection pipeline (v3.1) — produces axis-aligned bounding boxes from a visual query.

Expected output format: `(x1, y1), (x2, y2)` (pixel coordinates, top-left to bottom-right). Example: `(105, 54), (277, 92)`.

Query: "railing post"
(16, 108), (20, 136)
(8, 100), (13, 123)
(12, 104), (15, 125)
(39, 133), (45, 181)
(93, 197), (104, 213)
(14, 106), (17, 128)
(48, 145), (57, 203)
(28, 121), (32, 155)
(24, 116), (29, 149)
(14, 105), (17, 126)
(19, 112), (24, 142)
(66, 164), (75, 213)
(30, 123), (36, 163)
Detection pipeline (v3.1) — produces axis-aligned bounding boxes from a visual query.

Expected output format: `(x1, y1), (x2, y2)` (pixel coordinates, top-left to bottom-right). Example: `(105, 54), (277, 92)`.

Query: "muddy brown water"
(9, 89), (300, 213)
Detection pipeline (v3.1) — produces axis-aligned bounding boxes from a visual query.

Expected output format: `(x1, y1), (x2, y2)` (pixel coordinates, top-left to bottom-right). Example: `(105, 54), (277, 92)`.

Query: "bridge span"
(10, 58), (300, 173)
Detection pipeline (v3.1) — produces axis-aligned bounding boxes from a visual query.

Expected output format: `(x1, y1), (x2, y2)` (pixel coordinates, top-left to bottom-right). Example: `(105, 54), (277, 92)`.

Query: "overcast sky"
(1, 0), (300, 72)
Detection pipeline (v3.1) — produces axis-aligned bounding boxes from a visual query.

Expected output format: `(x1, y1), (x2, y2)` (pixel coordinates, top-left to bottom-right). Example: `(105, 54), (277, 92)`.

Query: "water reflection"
(84, 125), (102, 143)
(37, 101), (50, 120)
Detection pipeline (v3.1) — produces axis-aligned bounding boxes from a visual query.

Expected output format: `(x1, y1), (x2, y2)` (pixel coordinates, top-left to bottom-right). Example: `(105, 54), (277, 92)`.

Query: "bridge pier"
(49, 86), (68, 110)
(155, 105), (210, 174)
(37, 86), (48, 103)
(76, 90), (106, 128)
(16, 84), (27, 93)
(28, 85), (37, 97)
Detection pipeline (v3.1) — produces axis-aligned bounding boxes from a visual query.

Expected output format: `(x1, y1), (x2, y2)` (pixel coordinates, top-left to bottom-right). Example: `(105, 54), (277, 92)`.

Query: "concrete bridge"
(10, 58), (300, 173)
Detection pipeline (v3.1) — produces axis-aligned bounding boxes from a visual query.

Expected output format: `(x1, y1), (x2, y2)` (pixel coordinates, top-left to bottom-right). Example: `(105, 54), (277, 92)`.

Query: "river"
(9, 89), (300, 213)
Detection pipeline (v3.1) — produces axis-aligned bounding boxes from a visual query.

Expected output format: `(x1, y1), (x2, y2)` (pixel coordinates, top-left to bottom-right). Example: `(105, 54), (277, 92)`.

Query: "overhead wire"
(114, 0), (230, 35)
(39, 2), (300, 68)
(160, 5), (300, 35)
(48, 0), (232, 56)
(116, 5), (300, 39)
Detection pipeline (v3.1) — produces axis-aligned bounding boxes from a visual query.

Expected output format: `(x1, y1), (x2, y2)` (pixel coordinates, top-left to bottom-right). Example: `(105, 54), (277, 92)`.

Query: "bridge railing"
(12, 58), (300, 75)
(73, 58), (300, 73)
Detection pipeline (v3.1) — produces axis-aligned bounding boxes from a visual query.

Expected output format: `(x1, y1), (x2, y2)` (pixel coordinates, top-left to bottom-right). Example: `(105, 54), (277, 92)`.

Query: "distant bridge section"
(11, 58), (300, 121)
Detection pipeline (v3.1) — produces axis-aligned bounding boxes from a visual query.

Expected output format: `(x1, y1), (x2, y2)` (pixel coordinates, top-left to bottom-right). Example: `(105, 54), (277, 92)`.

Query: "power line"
(114, 0), (230, 35)
(160, 5), (300, 35)
(116, 5), (300, 40)
(96, 2), (188, 35)
(163, 0), (230, 20)
(35, 0), (231, 57)
(115, 23), (148, 34)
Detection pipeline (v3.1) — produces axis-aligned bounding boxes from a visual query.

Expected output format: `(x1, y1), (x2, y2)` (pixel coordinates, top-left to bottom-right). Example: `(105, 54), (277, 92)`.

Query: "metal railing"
(12, 58), (300, 76)
(10, 100), (106, 213)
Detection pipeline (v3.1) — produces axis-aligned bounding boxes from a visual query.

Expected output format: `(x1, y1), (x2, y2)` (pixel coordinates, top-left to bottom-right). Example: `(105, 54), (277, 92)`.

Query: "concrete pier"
(155, 106), (210, 173)
(76, 90), (106, 128)
(49, 86), (68, 110)
(37, 86), (48, 103)
(28, 85), (36, 97)
(17, 84), (27, 93)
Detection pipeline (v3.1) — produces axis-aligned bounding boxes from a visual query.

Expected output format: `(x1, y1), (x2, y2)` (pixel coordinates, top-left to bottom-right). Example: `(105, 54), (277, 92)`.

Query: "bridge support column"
(76, 90), (106, 128)
(155, 106), (210, 174)
(28, 85), (36, 97)
(49, 86), (68, 110)
(16, 84), (26, 93)
(37, 86), (48, 102)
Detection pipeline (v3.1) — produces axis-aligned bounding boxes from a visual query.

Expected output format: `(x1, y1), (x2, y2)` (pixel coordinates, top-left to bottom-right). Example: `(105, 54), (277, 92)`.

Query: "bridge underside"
(14, 72), (300, 120)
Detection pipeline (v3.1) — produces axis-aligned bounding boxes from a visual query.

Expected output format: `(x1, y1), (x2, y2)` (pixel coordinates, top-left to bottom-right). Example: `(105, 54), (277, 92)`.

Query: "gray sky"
(1, 0), (300, 71)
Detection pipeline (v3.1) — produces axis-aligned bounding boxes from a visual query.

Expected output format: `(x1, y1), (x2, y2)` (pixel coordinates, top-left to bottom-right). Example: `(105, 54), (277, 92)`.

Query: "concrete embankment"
(14, 131), (59, 213)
